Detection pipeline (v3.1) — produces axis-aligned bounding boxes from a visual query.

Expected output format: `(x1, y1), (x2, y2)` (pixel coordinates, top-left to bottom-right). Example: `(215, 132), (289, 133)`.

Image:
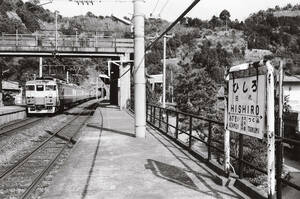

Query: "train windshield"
(25, 85), (35, 91)
(36, 85), (44, 91)
(46, 85), (56, 91)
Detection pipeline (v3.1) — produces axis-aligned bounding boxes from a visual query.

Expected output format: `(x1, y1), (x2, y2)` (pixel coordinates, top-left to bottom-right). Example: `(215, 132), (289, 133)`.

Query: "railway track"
(0, 117), (44, 137)
(0, 103), (97, 199)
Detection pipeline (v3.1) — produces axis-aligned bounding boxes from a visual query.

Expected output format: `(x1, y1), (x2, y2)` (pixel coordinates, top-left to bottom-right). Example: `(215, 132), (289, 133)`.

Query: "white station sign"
(228, 73), (266, 139)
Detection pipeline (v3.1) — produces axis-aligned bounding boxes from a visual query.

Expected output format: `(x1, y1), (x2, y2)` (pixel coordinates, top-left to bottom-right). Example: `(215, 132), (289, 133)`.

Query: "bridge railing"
(0, 33), (133, 50)
(146, 104), (300, 198)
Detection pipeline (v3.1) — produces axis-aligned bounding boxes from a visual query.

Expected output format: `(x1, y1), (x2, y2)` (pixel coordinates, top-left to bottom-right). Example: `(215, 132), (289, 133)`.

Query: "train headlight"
(26, 97), (35, 104)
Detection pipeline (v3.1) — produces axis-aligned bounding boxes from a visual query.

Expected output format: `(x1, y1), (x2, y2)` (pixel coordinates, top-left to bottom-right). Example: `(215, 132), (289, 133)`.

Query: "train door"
(110, 63), (119, 106)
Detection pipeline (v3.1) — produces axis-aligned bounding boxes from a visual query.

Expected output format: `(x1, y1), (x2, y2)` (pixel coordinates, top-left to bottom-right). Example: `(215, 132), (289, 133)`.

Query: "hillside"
(0, 0), (132, 86)
(0, 0), (299, 92)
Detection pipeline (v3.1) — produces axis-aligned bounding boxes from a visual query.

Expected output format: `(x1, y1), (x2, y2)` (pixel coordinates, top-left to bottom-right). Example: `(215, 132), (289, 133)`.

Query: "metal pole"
(96, 76), (99, 100)
(266, 61), (275, 199)
(39, 57), (43, 78)
(276, 60), (284, 199)
(66, 71), (69, 83)
(279, 60), (284, 140)
(238, 134), (244, 179)
(171, 69), (174, 103)
(163, 35), (166, 108)
(75, 30), (78, 45)
(55, 11), (58, 50)
(0, 64), (2, 107)
(134, 0), (146, 138)
(16, 29), (18, 46)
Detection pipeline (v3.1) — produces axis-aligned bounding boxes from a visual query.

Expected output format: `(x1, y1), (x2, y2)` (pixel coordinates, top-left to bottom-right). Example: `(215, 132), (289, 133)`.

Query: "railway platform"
(42, 103), (249, 199)
(0, 106), (26, 126)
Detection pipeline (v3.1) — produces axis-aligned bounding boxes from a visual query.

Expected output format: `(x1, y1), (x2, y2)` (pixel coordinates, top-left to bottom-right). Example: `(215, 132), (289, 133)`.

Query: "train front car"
(25, 78), (59, 114)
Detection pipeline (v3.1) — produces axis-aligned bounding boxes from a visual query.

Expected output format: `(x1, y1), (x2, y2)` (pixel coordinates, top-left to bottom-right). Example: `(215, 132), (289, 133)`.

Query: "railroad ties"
(0, 102), (97, 199)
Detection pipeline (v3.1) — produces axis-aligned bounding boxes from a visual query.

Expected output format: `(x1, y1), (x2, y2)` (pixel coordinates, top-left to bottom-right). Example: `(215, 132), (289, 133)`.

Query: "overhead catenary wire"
(150, 0), (161, 17)
(158, 0), (170, 17)
(146, 0), (202, 51)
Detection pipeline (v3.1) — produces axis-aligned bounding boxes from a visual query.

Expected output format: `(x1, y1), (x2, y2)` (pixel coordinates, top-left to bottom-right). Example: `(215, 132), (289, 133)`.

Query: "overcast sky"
(29, 0), (299, 21)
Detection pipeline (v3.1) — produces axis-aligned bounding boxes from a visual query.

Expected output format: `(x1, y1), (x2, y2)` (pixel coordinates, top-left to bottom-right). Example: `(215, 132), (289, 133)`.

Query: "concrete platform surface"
(0, 106), (25, 114)
(42, 104), (249, 199)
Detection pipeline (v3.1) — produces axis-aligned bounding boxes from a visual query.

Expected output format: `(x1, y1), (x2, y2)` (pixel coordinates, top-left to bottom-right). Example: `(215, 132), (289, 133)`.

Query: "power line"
(146, 0), (202, 51)
(158, 0), (170, 17)
(150, 0), (160, 17)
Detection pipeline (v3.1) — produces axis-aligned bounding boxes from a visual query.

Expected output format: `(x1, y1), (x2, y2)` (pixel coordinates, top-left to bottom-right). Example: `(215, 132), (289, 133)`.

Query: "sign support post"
(224, 95), (231, 175)
(266, 62), (275, 199)
(226, 61), (276, 198)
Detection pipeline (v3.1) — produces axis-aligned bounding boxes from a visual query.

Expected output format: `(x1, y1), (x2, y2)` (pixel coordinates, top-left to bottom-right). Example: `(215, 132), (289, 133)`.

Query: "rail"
(146, 104), (300, 198)
(0, 103), (95, 198)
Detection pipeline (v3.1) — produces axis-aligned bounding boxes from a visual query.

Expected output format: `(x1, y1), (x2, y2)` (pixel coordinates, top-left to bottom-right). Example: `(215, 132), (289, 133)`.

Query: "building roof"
(147, 74), (163, 84)
(284, 75), (300, 83)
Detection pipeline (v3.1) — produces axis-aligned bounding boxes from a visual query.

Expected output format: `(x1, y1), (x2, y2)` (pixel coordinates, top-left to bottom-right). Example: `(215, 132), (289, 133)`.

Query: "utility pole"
(39, 57), (43, 78)
(96, 76), (99, 100)
(134, 0), (146, 138)
(55, 10), (59, 50)
(162, 34), (173, 108)
(163, 35), (167, 108)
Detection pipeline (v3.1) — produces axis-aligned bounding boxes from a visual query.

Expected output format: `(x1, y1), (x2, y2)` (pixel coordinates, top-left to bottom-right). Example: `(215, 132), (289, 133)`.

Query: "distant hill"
(0, 0), (133, 85)
(0, 0), (299, 87)
(273, 10), (300, 17)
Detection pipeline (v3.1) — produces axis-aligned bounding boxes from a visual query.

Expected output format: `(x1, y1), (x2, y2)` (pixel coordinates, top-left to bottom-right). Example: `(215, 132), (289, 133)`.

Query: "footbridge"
(0, 33), (133, 58)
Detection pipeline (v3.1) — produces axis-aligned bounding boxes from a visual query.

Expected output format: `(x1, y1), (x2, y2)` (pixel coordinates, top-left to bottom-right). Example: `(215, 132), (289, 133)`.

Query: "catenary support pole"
(162, 35), (166, 108)
(266, 61), (275, 199)
(134, 0), (146, 138)
(96, 75), (99, 100)
(39, 57), (43, 78)
(55, 11), (58, 50)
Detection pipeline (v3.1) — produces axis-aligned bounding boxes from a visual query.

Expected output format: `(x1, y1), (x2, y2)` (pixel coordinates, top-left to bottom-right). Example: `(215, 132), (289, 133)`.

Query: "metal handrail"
(149, 104), (223, 125)
(146, 103), (300, 196)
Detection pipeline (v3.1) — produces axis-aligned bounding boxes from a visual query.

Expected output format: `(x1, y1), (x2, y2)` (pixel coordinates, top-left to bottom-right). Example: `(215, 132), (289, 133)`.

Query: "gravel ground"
(0, 102), (93, 171)
(0, 100), (97, 198)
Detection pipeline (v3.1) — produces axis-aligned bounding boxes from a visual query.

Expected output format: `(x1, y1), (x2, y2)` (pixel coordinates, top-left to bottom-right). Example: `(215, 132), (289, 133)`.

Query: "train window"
(46, 85), (56, 91)
(36, 85), (44, 91)
(25, 85), (35, 91)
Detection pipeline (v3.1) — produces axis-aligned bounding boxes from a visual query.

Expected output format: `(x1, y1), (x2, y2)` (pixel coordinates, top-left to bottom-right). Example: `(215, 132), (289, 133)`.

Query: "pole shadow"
(87, 123), (135, 138)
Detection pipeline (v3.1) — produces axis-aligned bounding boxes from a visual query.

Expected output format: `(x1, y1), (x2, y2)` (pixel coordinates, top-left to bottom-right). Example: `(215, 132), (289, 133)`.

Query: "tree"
(209, 15), (221, 29)
(29, 0), (40, 4)
(86, 11), (96, 18)
(174, 64), (217, 117)
(219, 9), (231, 31)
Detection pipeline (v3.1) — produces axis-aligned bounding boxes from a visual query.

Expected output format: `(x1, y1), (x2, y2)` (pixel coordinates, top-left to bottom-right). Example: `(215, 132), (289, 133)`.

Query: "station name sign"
(227, 67), (266, 139)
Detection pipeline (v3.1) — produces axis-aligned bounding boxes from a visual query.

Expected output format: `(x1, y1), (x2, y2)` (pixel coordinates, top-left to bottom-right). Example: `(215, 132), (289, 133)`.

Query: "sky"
(27, 0), (299, 22)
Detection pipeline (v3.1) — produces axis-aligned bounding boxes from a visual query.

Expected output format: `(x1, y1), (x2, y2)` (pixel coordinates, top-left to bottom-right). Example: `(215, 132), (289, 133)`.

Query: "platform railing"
(146, 104), (300, 198)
